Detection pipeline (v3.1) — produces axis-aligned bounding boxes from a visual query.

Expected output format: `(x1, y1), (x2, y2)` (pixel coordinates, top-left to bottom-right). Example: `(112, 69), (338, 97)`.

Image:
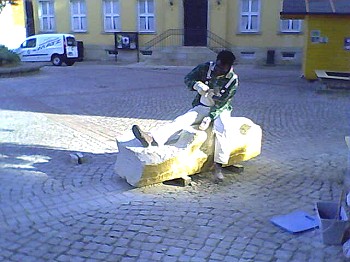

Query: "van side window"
(21, 39), (37, 48)
(66, 37), (76, 46)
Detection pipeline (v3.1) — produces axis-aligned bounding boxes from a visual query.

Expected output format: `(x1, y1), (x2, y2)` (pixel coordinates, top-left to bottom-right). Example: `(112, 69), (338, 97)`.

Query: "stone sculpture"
(115, 117), (262, 187)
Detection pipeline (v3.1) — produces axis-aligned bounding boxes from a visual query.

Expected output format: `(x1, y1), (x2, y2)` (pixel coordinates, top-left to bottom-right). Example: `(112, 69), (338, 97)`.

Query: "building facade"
(16, 0), (305, 64)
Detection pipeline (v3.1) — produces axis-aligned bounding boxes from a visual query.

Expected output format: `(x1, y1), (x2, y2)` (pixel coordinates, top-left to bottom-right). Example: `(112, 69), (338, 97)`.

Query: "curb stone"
(0, 62), (46, 78)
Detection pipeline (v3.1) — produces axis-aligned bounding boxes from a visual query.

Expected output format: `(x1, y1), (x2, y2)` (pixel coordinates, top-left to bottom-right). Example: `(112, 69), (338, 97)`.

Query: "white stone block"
(115, 117), (262, 187)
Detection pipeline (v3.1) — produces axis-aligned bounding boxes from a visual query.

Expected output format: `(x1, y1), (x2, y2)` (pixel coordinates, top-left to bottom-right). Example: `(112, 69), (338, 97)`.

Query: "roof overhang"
(280, 0), (350, 19)
(280, 13), (306, 20)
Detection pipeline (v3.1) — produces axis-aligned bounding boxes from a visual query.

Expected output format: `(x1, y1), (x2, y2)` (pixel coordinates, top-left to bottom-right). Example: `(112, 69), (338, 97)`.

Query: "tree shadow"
(0, 142), (133, 203)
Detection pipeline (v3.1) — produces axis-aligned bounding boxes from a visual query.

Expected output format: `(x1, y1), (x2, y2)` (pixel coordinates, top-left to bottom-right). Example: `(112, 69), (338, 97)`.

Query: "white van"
(13, 34), (78, 66)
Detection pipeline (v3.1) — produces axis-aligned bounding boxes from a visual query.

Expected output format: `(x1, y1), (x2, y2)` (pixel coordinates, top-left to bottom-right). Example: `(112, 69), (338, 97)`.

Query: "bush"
(0, 45), (20, 66)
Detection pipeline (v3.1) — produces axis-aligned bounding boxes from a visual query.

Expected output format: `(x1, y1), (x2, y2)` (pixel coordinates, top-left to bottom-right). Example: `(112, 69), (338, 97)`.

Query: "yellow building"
(24, 0), (304, 65)
(281, 0), (350, 80)
(0, 0), (26, 49)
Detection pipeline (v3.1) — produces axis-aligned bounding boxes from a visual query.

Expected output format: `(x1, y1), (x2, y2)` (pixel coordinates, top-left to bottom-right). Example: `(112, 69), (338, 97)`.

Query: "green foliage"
(0, 45), (20, 66)
(0, 0), (18, 14)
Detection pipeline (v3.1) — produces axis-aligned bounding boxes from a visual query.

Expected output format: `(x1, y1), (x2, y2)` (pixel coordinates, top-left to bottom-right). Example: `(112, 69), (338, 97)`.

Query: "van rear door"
(64, 36), (78, 59)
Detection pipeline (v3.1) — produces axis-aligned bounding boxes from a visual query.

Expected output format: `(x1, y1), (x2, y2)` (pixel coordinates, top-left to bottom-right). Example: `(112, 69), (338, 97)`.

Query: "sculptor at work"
(132, 50), (239, 181)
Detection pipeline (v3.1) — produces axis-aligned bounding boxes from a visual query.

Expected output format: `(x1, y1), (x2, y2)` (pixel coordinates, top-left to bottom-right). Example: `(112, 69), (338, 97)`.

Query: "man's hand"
(193, 81), (209, 95)
(199, 116), (212, 131)
(200, 89), (215, 106)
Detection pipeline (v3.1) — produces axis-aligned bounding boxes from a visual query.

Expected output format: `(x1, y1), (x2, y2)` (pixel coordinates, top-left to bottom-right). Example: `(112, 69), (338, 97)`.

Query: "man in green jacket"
(132, 50), (239, 181)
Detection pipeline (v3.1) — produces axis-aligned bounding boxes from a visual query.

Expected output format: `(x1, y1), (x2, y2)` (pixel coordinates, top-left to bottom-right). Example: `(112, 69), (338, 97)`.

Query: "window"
(38, 0), (55, 32)
(21, 38), (36, 48)
(281, 52), (296, 60)
(240, 0), (260, 33)
(240, 51), (256, 59)
(70, 0), (87, 32)
(138, 0), (155, 32)
(103, 0), (120, 32)
(66, 36), (77, 46)
(280, 19), (302, 33)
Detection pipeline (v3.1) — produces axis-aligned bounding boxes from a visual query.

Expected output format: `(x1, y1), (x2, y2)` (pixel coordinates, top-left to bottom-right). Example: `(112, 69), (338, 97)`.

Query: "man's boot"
(213, 163), (224, 182)
(132, 125), (158, 147)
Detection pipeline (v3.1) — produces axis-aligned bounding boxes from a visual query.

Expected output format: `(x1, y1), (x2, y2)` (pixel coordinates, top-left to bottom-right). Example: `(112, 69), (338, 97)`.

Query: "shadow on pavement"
(0, 142), (133, 201)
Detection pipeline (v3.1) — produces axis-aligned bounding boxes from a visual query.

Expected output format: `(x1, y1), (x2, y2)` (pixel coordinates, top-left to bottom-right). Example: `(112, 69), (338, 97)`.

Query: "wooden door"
(184, 0), (208, 46)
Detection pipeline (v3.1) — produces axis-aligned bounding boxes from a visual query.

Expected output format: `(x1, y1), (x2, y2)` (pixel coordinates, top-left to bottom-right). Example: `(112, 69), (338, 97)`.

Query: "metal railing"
(140, 29), (184, 54)
(207, 30), (234, 52)
(140, 29), (234, 54)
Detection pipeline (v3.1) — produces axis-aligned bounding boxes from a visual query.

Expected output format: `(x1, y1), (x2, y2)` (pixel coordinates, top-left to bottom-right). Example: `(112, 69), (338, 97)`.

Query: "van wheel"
(51, 55), (62, 66)
(65, 61), (75, 66)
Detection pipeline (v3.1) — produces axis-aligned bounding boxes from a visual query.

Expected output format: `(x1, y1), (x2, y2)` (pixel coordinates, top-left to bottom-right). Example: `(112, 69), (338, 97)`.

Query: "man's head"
(214, 50), (236, 76)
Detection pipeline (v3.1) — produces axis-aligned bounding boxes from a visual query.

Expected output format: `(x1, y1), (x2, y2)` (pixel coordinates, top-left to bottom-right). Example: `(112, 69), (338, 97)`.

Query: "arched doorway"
(183, 0), (208, 46)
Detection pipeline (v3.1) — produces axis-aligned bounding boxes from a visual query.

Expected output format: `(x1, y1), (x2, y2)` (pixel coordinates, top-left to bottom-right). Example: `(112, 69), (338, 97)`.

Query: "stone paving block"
(183, 248), (197, 256)
(227, 248), (243, 257)
(147, 235), (162, 243)
(210, 252), (226, 260)
(166, 246), (184, 256)
(205, 238), (220, 246)
(254, 253), (274, 261)
(275, 249), (293, 260)
(194, 249), (211, 259)
(129, 240), (143, 249)
(56, 254), (72, 262)
(137, 259), (154, 262)
(178, 255), (192, 261)
(141, 242), (158, 251)
(213, 246), (230, 256)
(151, 252), (164, 261)
(120, 257), (139, 262)
(190, 256), (208, 262)
(111, 246), (127, 256)
(90, 251), (110, 260)
(132, 232), (148, 242)
(99, 244), (114, 253)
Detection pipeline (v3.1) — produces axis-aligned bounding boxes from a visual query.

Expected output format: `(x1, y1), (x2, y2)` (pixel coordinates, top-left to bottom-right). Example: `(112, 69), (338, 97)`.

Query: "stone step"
(140, 46), (217, 66)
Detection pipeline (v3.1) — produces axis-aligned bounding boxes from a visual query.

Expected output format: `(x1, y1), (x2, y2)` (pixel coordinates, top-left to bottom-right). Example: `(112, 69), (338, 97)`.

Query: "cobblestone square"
(0, 62), (349, 261)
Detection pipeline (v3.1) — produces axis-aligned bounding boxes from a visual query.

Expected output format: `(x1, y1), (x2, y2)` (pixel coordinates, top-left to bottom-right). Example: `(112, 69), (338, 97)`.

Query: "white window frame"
(239, 0), (260, 33)
(103, 0), (121, 32)
(38, 0), (55, 32)
(280, 19), (302, 33)
(70, 0), (87, 32)
(138, 0), (155, 33)
(281, 51), (296, 60)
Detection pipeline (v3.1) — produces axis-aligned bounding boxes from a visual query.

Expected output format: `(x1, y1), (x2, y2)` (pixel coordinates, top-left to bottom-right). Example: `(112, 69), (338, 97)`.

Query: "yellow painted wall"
(30, 0), (305, 62)
(209, 1), (228, 41)
(303, 15), (350, 80)
(0, 0), (26, 48)
(12, 0), (25, 26)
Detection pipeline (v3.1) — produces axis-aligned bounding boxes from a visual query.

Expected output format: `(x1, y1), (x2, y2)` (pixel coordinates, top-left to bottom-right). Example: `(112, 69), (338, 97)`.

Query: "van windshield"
(66, 37), (76, 46)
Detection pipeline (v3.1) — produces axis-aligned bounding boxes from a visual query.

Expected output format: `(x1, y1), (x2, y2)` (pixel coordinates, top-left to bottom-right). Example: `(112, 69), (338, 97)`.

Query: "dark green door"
(184, 0), (208, 46)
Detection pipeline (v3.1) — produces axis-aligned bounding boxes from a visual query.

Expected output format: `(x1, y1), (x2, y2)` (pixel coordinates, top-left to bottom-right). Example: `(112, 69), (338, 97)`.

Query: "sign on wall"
(114, 32), (138, 50)
(310, 30), (328, 44)
(310, 30), (321, 43)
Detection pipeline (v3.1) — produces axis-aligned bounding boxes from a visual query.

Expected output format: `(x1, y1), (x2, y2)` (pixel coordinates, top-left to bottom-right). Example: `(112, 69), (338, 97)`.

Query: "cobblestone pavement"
(0, 62), (349, 261)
